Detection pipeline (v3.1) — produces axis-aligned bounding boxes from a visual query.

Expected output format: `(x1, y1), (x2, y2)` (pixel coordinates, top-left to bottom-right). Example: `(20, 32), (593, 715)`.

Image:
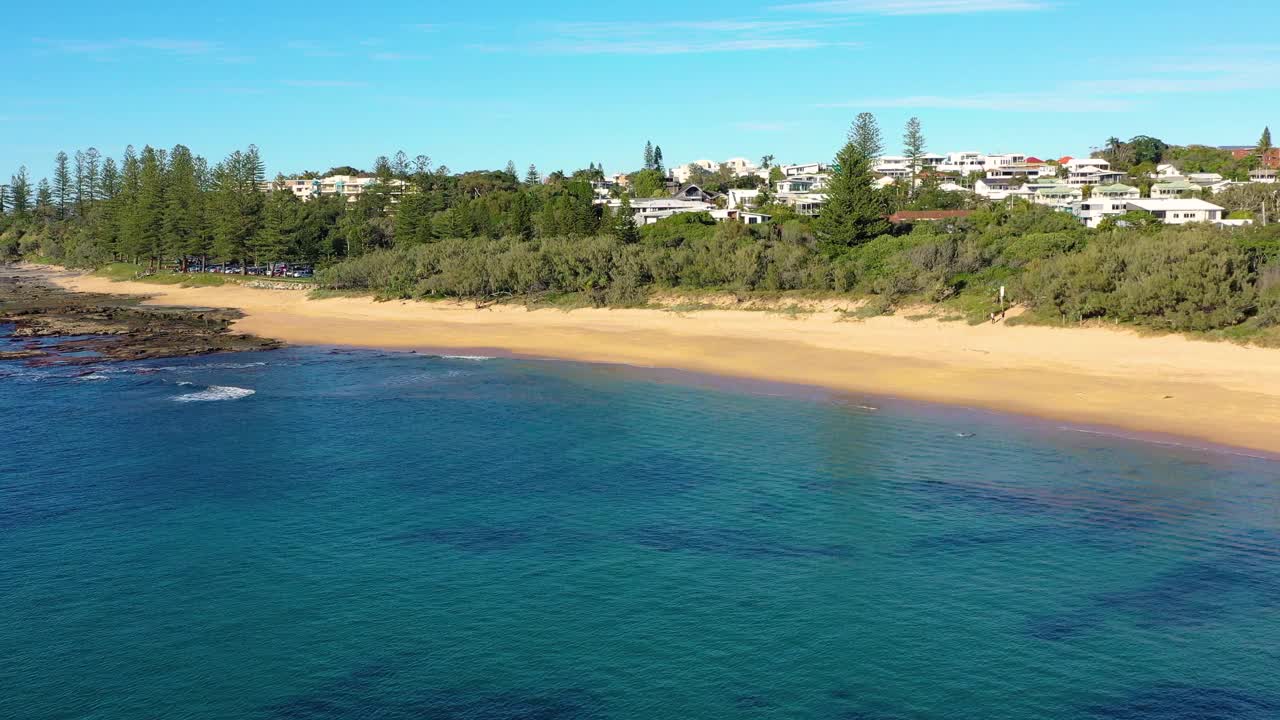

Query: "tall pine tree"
(251, 190), (300, 262)
(902, 117), (926, 198)
(163, 145), (207, 267)
(611, 196), (639, 244)
(849, 113), (883, 160)
(814, 140), (889, 255)
(53, 152), (72, 219)
(9, 167), (32, 219)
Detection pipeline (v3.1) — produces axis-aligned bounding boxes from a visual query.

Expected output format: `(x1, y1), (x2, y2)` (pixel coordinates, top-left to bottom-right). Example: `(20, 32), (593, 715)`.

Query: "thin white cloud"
(819, 93), (1135, 112)
(534, 38), (857, 54)
(370, 52), (431, 61)
(774, 0), (1050, 14)
(284, 41), (344, 57)
(34, 37), (220, 55)
(483, 17), (859, 55)
(822, 46), (1280, 114)
(283, 80), (369, 88)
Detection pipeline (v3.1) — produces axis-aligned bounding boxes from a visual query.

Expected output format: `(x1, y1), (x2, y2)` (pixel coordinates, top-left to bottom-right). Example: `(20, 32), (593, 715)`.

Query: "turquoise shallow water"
(1, 334), (1278, 719)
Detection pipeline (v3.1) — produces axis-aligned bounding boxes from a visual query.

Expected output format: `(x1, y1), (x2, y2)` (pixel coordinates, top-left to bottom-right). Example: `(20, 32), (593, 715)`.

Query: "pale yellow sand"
(35, 265), (1280, 455)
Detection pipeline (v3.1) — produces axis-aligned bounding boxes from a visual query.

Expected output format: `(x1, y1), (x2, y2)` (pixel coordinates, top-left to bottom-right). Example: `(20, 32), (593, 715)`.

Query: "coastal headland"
(25, 263), (1280, 456)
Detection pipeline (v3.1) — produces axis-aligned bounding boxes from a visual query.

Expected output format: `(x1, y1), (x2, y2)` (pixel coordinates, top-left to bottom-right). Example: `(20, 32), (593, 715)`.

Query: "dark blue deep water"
(2, 337), (1278, 719)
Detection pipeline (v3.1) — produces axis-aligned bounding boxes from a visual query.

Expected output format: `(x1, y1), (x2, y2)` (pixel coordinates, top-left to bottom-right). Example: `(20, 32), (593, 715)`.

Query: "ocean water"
(1, 333), (1278, 719)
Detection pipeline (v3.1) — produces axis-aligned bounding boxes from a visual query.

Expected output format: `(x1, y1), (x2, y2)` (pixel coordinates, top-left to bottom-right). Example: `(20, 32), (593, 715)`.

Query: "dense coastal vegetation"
(3, 122), (1280, 341)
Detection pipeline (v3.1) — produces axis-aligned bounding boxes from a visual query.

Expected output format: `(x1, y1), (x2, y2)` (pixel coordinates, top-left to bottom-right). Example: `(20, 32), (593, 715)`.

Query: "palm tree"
(1104, 136), (1124, 161)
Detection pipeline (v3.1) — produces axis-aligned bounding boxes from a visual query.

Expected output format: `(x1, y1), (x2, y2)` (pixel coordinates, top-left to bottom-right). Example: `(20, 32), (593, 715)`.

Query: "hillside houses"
(670, 157), (771, 184)
(262, 174), (412, 203)
(606, 140), (1264, 231)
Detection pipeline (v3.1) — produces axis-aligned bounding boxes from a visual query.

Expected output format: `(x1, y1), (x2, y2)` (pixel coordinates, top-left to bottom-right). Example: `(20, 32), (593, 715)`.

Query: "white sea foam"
(157, 361), (268, 372)
(173, 386), (256, 402)
(442, 355), (495, 361)
(77, 374), (109, 382)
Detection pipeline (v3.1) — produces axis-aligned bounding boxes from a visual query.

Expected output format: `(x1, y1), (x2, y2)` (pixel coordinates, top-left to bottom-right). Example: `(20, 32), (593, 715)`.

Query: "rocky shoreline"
(0, 267), (282, 365)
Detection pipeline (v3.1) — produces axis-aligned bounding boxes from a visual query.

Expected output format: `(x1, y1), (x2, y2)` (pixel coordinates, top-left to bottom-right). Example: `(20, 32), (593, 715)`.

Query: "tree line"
(6, 121), (1280, 342)
(1, 144), (621, 268)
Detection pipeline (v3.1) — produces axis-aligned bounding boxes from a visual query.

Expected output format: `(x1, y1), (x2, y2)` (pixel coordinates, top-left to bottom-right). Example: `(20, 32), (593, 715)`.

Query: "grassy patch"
(307, 288), (373, 300)
(92, 264), (226, 287)
(146, 272), (227, 287)
(664, 301), (719, 314)
(768, 304), (815, 319)
(93, 263), (147, 281)
(838, 297), (894, 321)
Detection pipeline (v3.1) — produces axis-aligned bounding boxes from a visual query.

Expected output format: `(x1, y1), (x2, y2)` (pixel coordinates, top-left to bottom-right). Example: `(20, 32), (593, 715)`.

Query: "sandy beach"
(28, 264), (1280, 455)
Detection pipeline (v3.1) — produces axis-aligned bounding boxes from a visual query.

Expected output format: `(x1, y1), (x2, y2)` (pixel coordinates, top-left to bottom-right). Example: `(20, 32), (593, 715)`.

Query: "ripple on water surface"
(0, 345), (1277, 720)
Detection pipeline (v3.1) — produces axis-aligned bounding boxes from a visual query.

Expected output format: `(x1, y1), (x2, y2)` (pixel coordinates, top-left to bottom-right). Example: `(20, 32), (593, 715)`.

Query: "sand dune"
(37, 266), (1280, 455)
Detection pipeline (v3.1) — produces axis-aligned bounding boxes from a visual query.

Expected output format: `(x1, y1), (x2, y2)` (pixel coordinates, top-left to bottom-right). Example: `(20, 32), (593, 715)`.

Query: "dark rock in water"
(0, 268), (282, 365)
(0, 349), (47, 360)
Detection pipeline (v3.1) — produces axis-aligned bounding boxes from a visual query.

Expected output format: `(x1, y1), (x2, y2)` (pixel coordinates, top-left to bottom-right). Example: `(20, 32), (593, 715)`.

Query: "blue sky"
(5, 0), (1280, 180)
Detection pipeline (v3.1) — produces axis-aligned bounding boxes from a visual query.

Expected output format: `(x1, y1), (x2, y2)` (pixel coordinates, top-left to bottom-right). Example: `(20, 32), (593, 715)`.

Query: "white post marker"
(999, 285), (1006, 309)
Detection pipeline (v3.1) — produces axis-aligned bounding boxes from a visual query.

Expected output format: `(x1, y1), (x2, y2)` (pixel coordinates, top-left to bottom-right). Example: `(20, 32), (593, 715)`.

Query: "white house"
(1150, 180), (1201, 198)
(1186, 172), (1225, 187)
(974, 176), (1020, 199)
(782, 162), (826, 177)
(1093, 183), (1141, 199)
(984, 153), (1028, 169)
(1248, 168), (1278, 183)
(776, 175), (827, 194)
(727, 188), (761, 209)
(1033, 184), (1084, 208)
(873, 156), (913, 178)
(1125, 198), (1224, 224)
(1064, 158), (1111, 170)
(719, 157), (765, 178)
(1064, 159), (1127, 186)
(670, 160), (719, 184)
(875, 154), (943, 178)
(985, 163), (1056, 180)
(778, 193), (826, 216)
(937, 152), (988, 175)
(266, 175), (411, 203)
(1207, 180), (1242, 194)
(1151, 163), (1184, 180)
(1070, 198), (1131, 228)
(600, 197), (712, 224)
(709, 208), (771, 224)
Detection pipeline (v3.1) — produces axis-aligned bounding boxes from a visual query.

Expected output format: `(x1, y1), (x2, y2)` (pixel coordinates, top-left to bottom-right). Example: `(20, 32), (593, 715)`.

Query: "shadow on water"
(260, 660), (602, 720)
(1028, 539), (1280, 641)
(1084, 684), (1279, 720)
(382, 525), (536, 552)
(632, 524), (849, 559)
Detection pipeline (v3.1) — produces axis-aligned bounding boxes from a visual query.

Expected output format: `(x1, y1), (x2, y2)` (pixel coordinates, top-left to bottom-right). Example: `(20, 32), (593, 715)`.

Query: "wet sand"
(33, 264), (1280, 455)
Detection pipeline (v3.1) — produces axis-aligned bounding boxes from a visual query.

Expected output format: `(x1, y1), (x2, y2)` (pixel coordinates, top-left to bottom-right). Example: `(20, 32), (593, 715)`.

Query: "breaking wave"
(172, 385), (256, 403)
